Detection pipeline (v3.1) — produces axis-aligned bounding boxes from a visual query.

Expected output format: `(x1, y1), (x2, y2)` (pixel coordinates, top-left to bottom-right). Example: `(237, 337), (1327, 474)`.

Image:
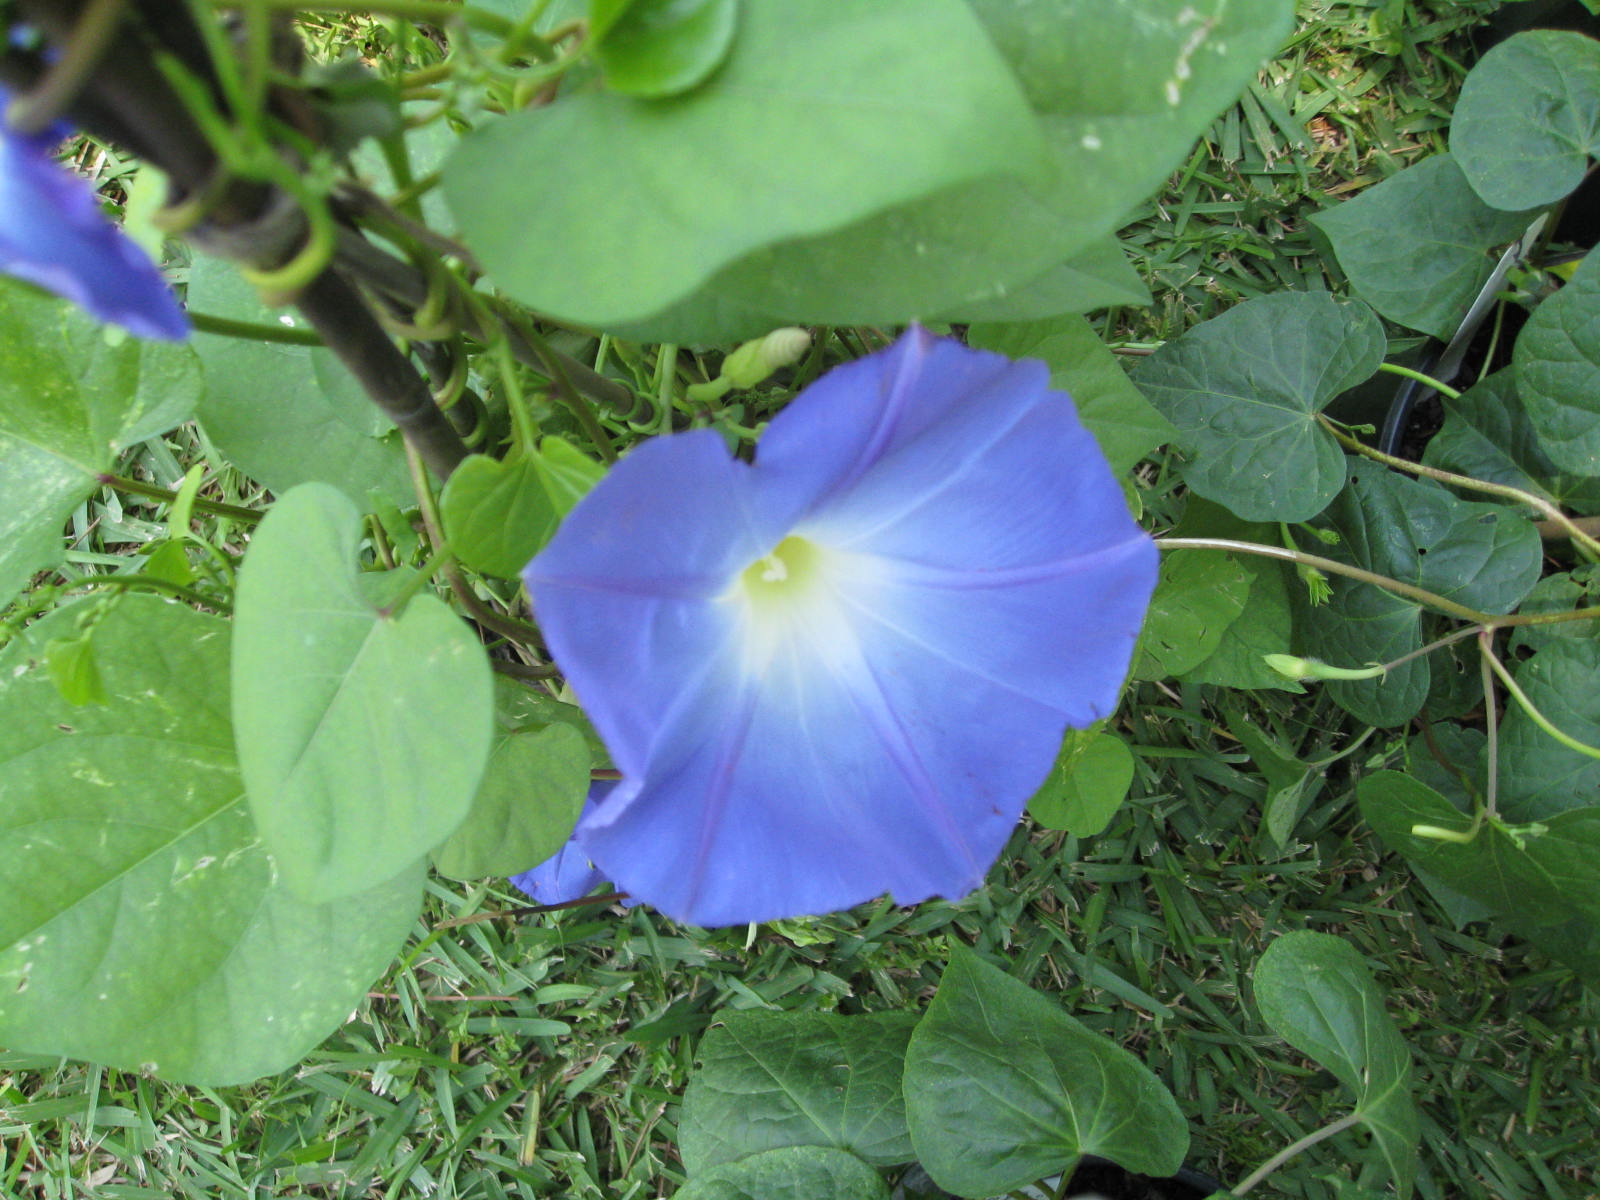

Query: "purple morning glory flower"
(0, 86), (188, 340)
(523, 326), (1157, 927)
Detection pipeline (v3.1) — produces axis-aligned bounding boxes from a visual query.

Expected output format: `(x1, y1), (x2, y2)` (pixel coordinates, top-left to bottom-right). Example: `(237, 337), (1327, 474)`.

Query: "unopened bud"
(721, 327), (811, 388)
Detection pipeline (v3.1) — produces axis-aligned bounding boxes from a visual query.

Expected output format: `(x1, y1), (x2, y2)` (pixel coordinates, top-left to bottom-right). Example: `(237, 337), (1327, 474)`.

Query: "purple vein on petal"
(526, 572), (731, 600)
(829, 328), (931, 498)
(866, 537), (1155, 591)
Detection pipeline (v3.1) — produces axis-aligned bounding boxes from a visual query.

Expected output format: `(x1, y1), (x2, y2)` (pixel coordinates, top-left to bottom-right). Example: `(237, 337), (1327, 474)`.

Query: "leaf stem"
(1374, 361), (1464, 401)
(54, 573), (231, 614)
(188, 310), (324, 346)
(1232, 1110), (1364, 1196)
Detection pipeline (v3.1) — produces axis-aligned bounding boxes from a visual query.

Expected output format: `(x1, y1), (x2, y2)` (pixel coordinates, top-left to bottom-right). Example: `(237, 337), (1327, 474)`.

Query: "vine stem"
(188, 311), (324, 346)
(1374, 361), (1463, 401)
(1157, 537), (1600, 630)
(1481, 639), (1600, 761)
(1232, 1110), (1364, 1196)
(1317, 414), (1600, 558)
(245, 0), (519, 37)
(1479, 629), (1501, 821)
(97, 473), (262, 525)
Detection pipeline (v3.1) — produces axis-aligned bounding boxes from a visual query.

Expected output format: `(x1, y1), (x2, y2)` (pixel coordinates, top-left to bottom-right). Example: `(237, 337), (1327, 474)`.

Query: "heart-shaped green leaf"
(440, 439), (606, 579)
(444, 0), (1047, 327)
(1132, 291), (1385, 522)
(0, 596), (423, 1084)
(1301, 467), (1542, 726)
(1254, 931), (1420, 1198)
(1310, 155), (1538, 339)
(1133, 547), (1253, 679)
(904, 946), (1187, 1196)
(1514, 245), (1600, 477)
(1452, 29), (1600, 211)
(232, 483), (493, 902)
(0, 280), (200, 607)
(680, 1011), (917, 1171)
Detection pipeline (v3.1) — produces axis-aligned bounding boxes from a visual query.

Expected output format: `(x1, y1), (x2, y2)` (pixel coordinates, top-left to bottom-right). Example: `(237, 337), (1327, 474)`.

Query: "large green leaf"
(904, 946), (1187, 1197)
(444, 0), (1048, 327)
(188, 257), (412, 501)
(1133, 547), (1252, 679)
(935, 237), (1151, 324)
(966, 315), (1174, 475)
(431, 722), (590, 879)
(1253, 931), (1420, 1198)
(615, 0), (1292, 341)
(1498, 639), (1600, 822)
(0, 596), (422, 1084)
(1301, 466), (1542, 726)
(679, 1011), (917, 1171)
(1425, 369), (1600, 516)
(232, 483), (494, 902)
(0, 280), (200, 606)
(1132, 292), (1386, 522)
(1360, 771), (1600, 930)
(1452, 29), (1600, 211)
(1514, 245), (1600, 477)
(1309, 156), (1537, 339)
(676, 1146), (889, 1200)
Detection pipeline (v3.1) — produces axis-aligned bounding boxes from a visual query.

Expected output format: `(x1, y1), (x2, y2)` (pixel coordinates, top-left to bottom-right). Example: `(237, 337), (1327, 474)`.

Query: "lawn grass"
(4, 3), (1599, 1199)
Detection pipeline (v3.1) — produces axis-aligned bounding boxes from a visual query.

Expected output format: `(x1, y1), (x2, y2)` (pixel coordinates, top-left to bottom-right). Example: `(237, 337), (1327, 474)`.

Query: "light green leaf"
(232, 483), (494, 902)
(676, 1146), (889, 1200)
(1359, 771), (1600, 930)
(1254, 931), (1419, 1198)
(444, 0), (1047, 327)
(0, 596), (423, 1085)
(1133, 548), (1252, 679)
(1426, 369), (1600, 516)
(904, 946), (1187, 1196)
(1302, 466), (1542, 726)
(0, 280), (200, 606)
(432, 722), (590, 879)
(1132, 292), (1385, 522)
(1452, 29), (1600, 211)
(680, 1011), (917, 1171)
(188, 257), (411, 501)
(440, 454), (558, 578)
(966, 315), (1174, 475)
(591, 0), (737, 97)
(1310, 155), (1539, 339)
(1514, 245), (1600, 477)
(936, 238), (1151, 324)
(1027, 731), (1135, 837)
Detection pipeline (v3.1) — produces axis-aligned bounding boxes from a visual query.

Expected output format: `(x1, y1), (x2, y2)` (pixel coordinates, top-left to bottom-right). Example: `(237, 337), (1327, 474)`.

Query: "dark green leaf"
(679, 1011), (917, 1171)
(431, 723), (590, 879)
(1360, 770), (1600, 930)
(676, 1146), (889, 1200)
(1132, 292), (1385, 522)
(1514, 245), (1600, 476)
(1498, 639), (1600, 821)
(1507, 569), (1599, 656)
(1425, 369), (1600, 516)
(0, 597), (422, 1085)
(1254, 931), (1419, 1199)
(966, 315), (1174, 475)
(0, 280), (200, 606)
(188, 258), (412, 501)
(232, 484), (494, 902)
(444, 0), (1047, 327)
(1027, 731), (1135, 837)
(1309, 156), (1538, 339)
(1452, 30), (1600, 211)
(904, 946), (1187, 1196)
(1301, 467), (1542, 726)
(591, 0), (737, 97)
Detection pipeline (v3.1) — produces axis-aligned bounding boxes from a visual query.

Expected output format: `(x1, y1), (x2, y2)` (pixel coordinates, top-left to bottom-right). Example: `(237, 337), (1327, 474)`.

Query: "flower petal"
(526, 328), (1156, 927)
(0, 102), (188, 340)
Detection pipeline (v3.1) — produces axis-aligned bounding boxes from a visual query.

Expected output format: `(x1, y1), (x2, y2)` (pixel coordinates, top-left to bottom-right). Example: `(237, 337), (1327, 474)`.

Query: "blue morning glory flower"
(0, 86), (188, 340)
(523, 326), (1157, 927)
